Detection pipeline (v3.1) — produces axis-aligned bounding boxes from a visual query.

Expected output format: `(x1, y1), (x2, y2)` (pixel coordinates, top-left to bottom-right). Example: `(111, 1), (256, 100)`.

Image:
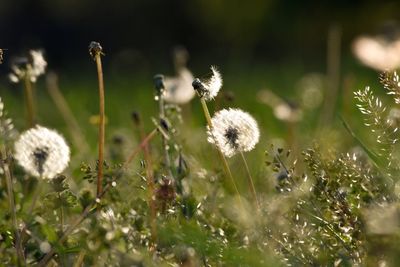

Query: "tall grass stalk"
(23, 65), (35, 127)
(89, 42), (106, 198)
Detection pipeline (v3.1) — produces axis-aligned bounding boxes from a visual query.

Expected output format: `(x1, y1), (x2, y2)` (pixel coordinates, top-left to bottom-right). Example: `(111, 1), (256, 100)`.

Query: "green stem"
(1, 147), (25, 265)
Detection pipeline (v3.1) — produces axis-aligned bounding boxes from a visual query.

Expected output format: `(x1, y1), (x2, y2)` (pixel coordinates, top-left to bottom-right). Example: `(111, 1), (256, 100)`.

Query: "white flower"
(207, 108), (260, 157)
(8, 50), (47, 83)
(14, 125), (70, 179)
(164, 68), (196, 104)
(192, 66), (222, 101)
(352, 35), (400, 71)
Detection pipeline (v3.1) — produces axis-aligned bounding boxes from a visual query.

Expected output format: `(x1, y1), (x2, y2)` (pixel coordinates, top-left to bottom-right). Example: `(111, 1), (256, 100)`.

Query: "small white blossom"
(193, 66), (222, 101)
(207, 108), (260, 157)
(14, 125), (70, 179)
(164, 68), (195, 104)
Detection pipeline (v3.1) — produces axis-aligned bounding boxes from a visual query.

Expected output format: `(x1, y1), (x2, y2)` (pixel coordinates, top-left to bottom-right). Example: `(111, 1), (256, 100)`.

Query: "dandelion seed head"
(192, 66), (222, 101)
(207, 108), (260, 157)
(14, 125), (70, 179)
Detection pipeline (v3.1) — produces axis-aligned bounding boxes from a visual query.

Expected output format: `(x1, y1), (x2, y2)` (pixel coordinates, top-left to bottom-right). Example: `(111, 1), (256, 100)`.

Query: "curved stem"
(95, 53), (105, 198)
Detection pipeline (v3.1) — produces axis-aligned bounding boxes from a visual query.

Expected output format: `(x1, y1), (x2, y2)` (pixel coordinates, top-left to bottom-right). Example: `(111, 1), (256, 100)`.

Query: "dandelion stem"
(24, 65), (35, 128)
(132, 113), (157, 243)
(38, 129), (159, 266)
(1, 147), (25, 265)
(239, 151), (260, 211)
(93, 49), (106, 198)
(199, 97), (243, 206)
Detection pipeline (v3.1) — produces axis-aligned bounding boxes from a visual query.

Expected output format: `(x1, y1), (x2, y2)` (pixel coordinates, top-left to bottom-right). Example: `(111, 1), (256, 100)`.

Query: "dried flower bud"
(160, 118), (169, 132)
(153, 74), (165, 95)
(88, 41), (103, 60)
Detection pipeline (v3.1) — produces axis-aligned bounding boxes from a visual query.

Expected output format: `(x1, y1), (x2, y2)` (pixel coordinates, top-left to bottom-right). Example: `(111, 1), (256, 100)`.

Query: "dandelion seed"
(192, 66), (222, 101)
(14, 125), (70, 179)
(207, 108), (260, 157)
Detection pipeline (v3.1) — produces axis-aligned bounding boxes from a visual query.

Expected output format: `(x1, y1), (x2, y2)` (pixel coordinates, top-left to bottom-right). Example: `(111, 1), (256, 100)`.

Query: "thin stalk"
(46, 73), (90, 155)
(24, 66), (35, 127)
(94, 52), (105, 198)
(239, 151), (260, 211)
(133, 116), (157, 243)
(1, 147), (25, 265)
(158, 94), (173, 178)
(319, 24), (341, 127)
(199, 98), (243, 206)
(38, 129), (158, 266)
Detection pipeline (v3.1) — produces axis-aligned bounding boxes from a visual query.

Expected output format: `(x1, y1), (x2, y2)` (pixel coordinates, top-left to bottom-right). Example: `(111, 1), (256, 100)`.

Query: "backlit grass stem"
(89, 42), (106, 198)
(24, 65), (35, 128)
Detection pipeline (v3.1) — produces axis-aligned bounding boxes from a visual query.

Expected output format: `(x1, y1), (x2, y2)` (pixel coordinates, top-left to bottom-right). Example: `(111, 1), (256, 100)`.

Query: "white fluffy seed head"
(194, 66), (223, 101)
(14, 125), (70, 179)
(164, 68), (196, 104)
(207, 108), (260, 157)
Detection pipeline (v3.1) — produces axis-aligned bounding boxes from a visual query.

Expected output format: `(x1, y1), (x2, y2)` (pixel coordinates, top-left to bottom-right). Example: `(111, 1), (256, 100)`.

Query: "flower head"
(192, 66), (222, 101)
(207, 108), (260, 157)
(14, 125), (70, 179)
(9, 50), (47, 83)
